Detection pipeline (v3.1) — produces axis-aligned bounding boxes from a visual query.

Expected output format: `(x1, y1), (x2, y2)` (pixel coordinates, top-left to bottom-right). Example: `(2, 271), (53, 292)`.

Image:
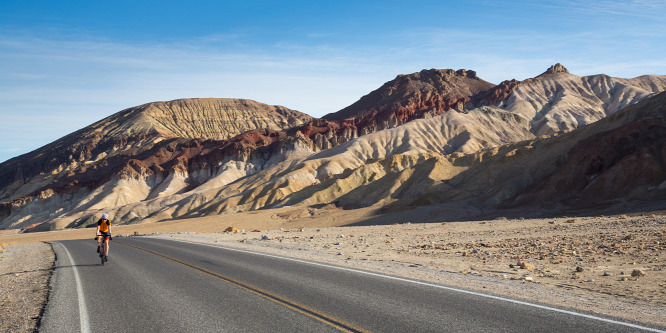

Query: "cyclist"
(95, 213), (112, 261)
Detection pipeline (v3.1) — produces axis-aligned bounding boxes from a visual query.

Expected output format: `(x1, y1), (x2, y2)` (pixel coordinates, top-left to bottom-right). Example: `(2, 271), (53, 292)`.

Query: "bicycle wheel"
(100, 245), (105, 265)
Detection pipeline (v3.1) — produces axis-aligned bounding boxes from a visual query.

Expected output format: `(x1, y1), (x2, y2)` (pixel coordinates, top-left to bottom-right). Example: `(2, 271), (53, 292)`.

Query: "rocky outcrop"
(538, 63), (570, 76)
(323, 69), (495, 134)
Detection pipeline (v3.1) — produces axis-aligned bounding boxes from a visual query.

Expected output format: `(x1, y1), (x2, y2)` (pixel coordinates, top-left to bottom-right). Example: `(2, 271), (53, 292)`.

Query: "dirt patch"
(0, 242), (54, 333)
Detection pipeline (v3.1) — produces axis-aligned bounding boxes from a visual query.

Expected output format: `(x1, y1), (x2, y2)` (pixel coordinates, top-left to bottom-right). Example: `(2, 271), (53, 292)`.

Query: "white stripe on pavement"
(58, 242), (92, 333)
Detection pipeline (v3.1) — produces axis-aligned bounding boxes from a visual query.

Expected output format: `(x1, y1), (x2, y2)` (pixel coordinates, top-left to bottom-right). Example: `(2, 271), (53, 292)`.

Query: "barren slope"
(477, 64), (666, 136)
(3, 66), (666, 231)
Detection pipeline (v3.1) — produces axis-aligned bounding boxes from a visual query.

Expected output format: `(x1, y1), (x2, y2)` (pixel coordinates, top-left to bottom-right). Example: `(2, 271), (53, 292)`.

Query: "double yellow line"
(117, 241), (371, 333)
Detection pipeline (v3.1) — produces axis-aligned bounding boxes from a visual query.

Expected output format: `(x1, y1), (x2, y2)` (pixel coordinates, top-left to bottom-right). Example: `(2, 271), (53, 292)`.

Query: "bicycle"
(95, 234), (112, 265)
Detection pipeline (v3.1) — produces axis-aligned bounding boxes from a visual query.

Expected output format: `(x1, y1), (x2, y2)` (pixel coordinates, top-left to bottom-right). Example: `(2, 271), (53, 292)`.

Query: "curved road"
(41, 237), (665, 332)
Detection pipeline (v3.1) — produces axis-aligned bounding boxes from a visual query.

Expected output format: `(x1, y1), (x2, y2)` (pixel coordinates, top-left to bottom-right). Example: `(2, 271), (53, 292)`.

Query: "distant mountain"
(323, 69), (494, 134)
(475, 63), (666, 135)
(2, 65), (666, 231)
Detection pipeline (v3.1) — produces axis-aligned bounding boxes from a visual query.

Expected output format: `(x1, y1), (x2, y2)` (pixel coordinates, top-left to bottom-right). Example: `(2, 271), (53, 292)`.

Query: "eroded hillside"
(2, 65), (666, 231)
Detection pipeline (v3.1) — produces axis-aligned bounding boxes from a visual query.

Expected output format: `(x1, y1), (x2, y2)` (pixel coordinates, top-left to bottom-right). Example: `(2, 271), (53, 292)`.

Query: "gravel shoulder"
(0, 242), (54, 333)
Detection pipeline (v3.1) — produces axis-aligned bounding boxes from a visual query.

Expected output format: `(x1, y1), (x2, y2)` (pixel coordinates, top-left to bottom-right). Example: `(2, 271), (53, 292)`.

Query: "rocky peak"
(539, 63), (570, 76)
(323, 68), (494, 123)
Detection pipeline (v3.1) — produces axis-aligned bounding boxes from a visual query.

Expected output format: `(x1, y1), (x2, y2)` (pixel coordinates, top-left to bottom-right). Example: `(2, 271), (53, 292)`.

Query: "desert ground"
(1, 206), (665, 331)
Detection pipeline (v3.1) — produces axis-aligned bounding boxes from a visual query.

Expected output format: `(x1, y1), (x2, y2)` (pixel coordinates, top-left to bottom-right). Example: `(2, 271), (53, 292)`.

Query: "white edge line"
(155, 237), (665, 333)
(57, 242), (92, 333)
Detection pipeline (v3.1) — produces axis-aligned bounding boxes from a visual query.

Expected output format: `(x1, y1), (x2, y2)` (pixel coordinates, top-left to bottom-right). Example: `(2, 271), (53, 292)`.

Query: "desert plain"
(1, 206), (665, 331)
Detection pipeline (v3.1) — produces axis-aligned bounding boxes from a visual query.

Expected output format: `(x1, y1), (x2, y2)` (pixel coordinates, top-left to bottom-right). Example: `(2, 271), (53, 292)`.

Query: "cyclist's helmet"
(101, 213), (109, 219)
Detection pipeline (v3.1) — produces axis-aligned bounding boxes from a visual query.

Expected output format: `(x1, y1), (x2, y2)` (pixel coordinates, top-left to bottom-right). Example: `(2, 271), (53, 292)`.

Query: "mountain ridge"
(3, 65), (666, 230)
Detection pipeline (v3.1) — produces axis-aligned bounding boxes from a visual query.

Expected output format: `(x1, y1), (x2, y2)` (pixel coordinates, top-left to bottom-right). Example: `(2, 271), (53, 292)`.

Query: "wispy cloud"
(1, 0), (665, 164)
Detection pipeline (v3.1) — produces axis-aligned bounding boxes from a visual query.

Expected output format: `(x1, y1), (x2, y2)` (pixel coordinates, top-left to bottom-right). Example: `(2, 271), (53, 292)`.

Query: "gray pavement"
(41, 237), (666, 333)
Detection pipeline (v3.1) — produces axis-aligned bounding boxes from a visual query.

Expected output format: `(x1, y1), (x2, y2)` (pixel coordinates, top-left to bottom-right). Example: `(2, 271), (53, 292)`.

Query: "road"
(40, 237), (665, 333)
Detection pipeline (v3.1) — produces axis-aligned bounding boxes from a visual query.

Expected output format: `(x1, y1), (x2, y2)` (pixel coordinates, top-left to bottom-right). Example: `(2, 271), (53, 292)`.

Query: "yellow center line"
(117, 240), (372, 333)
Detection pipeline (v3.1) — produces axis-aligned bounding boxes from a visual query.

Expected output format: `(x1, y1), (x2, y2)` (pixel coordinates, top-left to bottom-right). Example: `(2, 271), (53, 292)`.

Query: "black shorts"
(99, 232), (110, 240)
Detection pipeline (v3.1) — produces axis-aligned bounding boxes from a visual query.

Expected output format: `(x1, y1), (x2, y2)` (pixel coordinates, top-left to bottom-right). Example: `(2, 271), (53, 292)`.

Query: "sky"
(1, 0), (665, 163)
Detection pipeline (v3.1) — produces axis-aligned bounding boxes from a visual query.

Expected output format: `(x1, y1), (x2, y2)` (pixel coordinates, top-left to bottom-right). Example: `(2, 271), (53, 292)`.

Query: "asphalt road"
(40, 237), (666, 333)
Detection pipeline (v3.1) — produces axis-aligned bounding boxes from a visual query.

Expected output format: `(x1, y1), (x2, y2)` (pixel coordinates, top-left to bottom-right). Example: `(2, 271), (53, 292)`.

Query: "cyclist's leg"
(104, 236), (109, 256)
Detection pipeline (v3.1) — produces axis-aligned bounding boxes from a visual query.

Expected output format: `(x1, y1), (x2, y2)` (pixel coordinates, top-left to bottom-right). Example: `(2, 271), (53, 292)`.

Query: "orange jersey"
(98, 219), (111, 233)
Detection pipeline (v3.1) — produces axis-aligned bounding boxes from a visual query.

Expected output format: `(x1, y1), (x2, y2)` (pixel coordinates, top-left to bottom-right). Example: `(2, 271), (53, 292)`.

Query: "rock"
(261, 235), (272, 240)
(576, 266), (584, 272)
(631, 269), (647, 277)
(540, 63), (569, 75)
(520, 262), (536, 269)
(603, 272), (612, 276)
(524, 276), (534, 282)
(224, 226), (240, 233)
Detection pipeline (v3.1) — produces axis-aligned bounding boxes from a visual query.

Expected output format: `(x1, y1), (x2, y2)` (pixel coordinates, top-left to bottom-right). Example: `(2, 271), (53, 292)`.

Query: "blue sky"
(1, 0), (665, 163)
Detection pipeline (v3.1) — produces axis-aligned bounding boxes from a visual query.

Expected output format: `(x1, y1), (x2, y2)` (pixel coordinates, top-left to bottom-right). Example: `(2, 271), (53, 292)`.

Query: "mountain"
(380, 90), (666, 219)
(2, 65), (666, 231)
(0, 99), (312, 229)
(323, 69), (495, 134)
(475, 63), (666, 135)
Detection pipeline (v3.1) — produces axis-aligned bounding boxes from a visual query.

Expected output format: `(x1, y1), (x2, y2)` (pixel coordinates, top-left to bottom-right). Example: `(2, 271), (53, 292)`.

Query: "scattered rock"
(520, 262), (536, 269)
(603, 272), (612, 276)
(224, 226), (240, 233)
(576, 266), (584, 272)
(631, 269), (647, 277)
(524, 276), (534, 282)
